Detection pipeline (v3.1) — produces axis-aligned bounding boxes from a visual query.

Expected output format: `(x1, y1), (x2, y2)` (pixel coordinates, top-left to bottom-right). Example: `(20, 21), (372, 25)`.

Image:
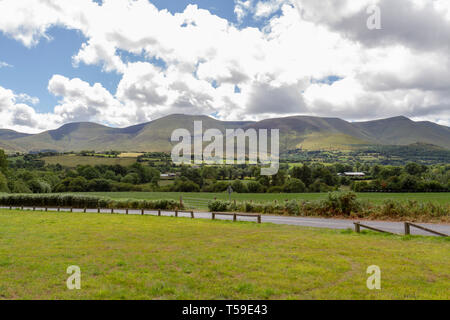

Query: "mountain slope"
(0, 115), (449, 152)
(353, 116), (450, 148)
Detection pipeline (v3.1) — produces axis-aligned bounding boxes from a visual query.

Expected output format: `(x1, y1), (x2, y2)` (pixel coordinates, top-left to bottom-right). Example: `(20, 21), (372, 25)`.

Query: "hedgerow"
(0, 194), (182, 210)
(208, 192), (450, 222)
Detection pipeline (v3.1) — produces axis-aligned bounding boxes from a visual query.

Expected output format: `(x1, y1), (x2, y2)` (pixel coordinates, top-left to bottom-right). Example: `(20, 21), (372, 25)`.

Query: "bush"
(208, 200), (232, 212)
(206, 193), (448, 222)
(267, 186), (284, 193)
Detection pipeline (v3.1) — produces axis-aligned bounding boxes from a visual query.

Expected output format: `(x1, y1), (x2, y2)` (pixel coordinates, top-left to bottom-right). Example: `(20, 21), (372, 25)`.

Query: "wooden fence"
(354, 221), (448, 237)
(1, 206), (261, 224)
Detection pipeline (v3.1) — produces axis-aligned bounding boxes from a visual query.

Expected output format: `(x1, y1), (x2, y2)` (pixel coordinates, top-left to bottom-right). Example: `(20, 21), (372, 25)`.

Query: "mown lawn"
(0, 210), (448, 300)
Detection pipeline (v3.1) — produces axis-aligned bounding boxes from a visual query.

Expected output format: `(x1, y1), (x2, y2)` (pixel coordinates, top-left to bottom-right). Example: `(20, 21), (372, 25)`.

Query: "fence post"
(191, 211), (194, 219)
(212, 213), (215, 220)
(257, 215), (261, 224)
(84, 208), (87, 213)
(175, 210), (178, 217)
(111, 208), (114, 214)
(126, 208), (129, 215)
(404, 222), (410, 235)
(141, 209), (144, 215)
(233, 214), (237, 222)
(45, 207), (48, 212)
(354, 222), (360, 233)
(70, 207), (73, 213)
(98, 207), (100, 213)
(58, 207), (60, 212)
(33, 207), (35, 211)
(158, 210), (161, 216)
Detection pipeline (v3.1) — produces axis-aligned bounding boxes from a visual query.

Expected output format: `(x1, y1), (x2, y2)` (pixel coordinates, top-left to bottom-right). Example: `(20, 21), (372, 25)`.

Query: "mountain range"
(0, 114), (449, 153)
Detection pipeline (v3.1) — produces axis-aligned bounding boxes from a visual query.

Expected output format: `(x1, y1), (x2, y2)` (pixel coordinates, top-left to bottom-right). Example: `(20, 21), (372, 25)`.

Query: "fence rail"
(404, 222), (448, 237)
(354, 222), (393, 234)
(0, 206), (262, 224)
(354, 221), (448, 237)
(212, 212), (262, 224)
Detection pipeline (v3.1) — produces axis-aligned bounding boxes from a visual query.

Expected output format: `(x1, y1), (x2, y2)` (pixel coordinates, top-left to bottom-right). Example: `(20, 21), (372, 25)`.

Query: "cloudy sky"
(0, 0), (449, 133)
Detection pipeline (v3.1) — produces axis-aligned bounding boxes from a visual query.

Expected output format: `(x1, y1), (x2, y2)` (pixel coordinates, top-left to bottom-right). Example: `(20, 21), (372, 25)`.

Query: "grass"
(42, 155), (137, 167)
(76, 192), (450, 210)
(0, 210), (448, 300)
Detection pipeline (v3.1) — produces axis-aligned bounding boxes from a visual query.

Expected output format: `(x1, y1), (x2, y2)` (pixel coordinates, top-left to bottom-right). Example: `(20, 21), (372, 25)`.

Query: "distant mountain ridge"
(1, 114), (449, 153)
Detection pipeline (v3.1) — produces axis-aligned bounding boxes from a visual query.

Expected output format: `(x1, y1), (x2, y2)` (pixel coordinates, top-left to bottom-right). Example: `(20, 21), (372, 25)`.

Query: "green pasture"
(0, 210), (448, 300)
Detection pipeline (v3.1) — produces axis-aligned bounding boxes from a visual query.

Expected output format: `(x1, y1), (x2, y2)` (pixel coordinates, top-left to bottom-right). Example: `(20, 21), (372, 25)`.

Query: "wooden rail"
(354, 222), (394, 234)
(404, 222), (448, 237)
(212, 212), (262, 224)
(1, 206), (260, 224)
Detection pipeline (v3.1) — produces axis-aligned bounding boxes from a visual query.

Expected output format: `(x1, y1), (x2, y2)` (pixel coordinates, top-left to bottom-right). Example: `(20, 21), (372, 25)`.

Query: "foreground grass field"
(78, 192), (450, 210)
(0, 210), (448, 300)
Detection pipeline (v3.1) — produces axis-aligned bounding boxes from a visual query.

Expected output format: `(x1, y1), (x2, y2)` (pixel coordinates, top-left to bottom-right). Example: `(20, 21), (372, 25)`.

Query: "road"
(2, 206), (449, 237)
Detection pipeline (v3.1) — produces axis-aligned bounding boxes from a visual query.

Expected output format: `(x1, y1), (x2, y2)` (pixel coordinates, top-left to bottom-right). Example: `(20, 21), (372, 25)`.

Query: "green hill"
(1, 114), (449, 153)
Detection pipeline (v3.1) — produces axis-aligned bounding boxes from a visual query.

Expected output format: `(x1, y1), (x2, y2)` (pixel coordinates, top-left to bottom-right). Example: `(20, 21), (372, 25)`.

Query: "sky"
(0, 0), (449, 133)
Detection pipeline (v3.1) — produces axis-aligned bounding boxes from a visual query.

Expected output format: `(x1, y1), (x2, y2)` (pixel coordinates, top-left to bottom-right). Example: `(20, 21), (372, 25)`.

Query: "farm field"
(42, 155), (137, 167)
(0, 210), (448, 300)
(76, 192), (450, 210)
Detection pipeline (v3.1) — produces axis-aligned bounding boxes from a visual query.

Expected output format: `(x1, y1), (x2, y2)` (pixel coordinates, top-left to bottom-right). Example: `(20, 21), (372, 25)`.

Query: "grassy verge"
(0, 210), (448, 300)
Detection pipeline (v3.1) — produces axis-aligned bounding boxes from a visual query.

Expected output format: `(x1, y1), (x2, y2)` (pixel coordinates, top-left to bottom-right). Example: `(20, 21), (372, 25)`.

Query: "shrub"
(208, 200), (232, 212)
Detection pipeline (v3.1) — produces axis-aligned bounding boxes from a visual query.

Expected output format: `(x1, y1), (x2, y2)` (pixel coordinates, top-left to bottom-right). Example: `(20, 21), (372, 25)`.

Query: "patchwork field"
(0, 210), (448, 300)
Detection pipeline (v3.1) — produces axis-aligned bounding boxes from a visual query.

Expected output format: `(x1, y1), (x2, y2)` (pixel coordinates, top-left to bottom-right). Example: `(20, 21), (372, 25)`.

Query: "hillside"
(0, 114), (449, 152)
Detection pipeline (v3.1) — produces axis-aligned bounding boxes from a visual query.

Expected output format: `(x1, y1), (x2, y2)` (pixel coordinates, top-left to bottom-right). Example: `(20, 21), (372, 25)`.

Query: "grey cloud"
(297, 0), (450, 52)
(246, 82), (308, 114)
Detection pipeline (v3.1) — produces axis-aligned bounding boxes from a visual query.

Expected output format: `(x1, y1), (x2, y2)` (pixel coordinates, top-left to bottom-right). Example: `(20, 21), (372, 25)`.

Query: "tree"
(0, 149), (8, 174)
(292, 164), (312, 186)
(231, 180), (248, 193)
(405, 162), (426, 176)
(247, 181), (264, 193)
(0, 172), (9, 193)
(78, 166), (100, 180)
(283, 178), (306, 193)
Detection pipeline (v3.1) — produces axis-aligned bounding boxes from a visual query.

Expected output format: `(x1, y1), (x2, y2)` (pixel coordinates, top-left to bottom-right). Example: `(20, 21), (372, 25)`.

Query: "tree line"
(2, 150), (449, 194)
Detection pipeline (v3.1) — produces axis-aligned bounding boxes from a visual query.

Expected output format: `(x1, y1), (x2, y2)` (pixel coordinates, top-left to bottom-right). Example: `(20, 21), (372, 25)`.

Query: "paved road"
(3, 206), (449, 237)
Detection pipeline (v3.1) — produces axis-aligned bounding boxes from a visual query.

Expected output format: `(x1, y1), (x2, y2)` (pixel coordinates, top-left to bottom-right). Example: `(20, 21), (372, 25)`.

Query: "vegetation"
(6, 150), (449, 195)
(208, 192), (450, 223)
(0, 210), (448, 299)
(0, 194), (182, 210)
(78, 191), (450, 206)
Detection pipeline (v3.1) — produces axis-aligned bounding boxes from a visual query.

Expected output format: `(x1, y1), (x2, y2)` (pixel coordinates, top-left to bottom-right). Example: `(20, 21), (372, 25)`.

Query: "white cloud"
(0, 86), (59, 133)
(0, 61), (13, 68)
(0, 0), (449, 132)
